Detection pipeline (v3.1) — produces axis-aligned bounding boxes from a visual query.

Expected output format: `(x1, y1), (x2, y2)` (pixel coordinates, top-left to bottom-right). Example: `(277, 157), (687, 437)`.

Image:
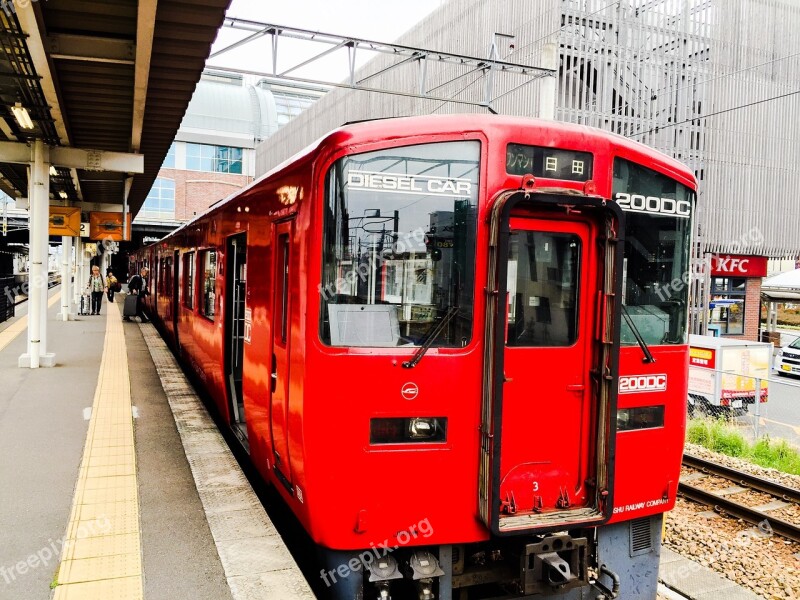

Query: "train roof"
(160, 114), (697, 241)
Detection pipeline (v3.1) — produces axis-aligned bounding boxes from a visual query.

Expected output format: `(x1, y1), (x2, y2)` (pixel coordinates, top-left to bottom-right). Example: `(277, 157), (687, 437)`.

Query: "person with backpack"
(106, 268), (120, 302)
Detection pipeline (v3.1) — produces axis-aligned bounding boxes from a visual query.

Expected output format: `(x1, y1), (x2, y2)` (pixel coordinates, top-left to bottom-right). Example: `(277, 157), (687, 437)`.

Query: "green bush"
(687, 418), (800, 476)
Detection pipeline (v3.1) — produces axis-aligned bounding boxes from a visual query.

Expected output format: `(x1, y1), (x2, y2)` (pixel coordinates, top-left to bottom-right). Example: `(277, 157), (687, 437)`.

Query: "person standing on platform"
(125, 267), (150, 323)
(106, 268), (119, 303)
(87, 265), (106, 315)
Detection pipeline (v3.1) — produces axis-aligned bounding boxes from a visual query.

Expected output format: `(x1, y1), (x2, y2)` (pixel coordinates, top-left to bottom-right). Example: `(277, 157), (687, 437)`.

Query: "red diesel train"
(132, 115), (695, 600)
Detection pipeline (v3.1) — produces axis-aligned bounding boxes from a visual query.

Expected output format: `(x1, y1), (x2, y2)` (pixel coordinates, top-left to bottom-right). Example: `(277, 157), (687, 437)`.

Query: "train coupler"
(521, 534), (589, 595)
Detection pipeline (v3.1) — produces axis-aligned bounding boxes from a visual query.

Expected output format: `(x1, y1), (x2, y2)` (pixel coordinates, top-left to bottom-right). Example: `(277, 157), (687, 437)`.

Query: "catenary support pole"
(539, 43), (557, 121)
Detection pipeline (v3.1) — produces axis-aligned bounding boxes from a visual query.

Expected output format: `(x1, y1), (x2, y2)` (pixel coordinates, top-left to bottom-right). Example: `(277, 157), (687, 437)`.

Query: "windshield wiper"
(621, 305), (656, 364)
(402, 306), (460, 369)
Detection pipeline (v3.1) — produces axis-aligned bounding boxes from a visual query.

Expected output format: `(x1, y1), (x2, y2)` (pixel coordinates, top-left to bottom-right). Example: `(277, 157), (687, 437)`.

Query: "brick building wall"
(742, 278), (762, 342)
(159, 168), (252, 221)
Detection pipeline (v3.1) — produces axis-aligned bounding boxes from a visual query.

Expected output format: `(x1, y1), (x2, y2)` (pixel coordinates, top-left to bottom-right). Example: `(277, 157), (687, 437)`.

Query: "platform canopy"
(762, 269), (800, 302)
(0, 0), (231, 216)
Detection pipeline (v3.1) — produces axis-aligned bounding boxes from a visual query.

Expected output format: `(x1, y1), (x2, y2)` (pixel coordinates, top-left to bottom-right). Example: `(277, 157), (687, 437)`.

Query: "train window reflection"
(613, 159), (694, 346)
(320, 141), (480, 348)
(200, 250), (216, 320)
(506, 231), (580, 347)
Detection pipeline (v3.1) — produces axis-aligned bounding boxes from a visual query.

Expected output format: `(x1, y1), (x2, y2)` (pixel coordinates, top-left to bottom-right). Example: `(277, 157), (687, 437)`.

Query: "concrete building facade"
(134, 71), (326, 227)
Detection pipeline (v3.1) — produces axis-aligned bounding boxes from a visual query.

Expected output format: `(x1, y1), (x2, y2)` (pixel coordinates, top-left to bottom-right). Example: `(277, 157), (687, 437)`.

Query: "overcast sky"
(207, 0), (443, 81)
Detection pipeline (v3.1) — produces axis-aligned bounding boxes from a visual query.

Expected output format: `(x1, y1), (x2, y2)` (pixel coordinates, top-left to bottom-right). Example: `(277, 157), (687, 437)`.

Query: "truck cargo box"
(688, 334), (772, 415)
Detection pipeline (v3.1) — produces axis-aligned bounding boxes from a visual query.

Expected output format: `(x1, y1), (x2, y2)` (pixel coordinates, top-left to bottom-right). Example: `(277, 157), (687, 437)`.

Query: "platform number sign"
(80, 222), (90, 238)
(506, 143), (594, 182)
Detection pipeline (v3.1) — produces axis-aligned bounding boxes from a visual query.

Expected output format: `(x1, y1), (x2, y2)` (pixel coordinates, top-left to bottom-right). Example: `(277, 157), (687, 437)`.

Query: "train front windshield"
(320, 141), (480, 348)
(613, 158), (695, 345)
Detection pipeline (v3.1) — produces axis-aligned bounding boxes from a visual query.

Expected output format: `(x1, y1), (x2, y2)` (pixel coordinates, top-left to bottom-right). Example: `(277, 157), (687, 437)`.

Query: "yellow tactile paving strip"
(0, 291), (61, 353)
(52, 301), (143, 600)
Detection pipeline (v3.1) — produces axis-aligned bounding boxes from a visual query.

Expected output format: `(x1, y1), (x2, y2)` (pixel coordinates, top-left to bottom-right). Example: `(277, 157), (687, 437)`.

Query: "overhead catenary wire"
(627, 88), (800, 139)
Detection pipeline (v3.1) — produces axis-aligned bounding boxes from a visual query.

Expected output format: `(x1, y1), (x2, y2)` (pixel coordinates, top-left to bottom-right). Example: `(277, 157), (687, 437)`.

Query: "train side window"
(183, 251), (195, 310)
(200, 250), (217, 320)
(506, 231), (580, 347)
(164, 258), (172, 300)
(276, 234), (289, 344)
(158, 258), (167, 296)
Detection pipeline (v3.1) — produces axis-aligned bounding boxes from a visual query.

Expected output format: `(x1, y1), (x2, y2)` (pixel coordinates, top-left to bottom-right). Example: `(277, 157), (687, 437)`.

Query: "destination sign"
(347, 170), (472, 197)
(506, 143), (593, 182)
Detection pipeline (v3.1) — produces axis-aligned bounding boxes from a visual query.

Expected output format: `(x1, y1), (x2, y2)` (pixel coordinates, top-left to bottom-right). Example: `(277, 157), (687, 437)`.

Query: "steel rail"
(682, 454), (800, 504)
(677, 482), (800, 544)
(680, 454), (800, 543)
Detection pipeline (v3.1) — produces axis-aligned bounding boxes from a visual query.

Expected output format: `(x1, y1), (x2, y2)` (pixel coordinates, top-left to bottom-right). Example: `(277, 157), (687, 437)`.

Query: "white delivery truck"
(688, 334), (772, 416)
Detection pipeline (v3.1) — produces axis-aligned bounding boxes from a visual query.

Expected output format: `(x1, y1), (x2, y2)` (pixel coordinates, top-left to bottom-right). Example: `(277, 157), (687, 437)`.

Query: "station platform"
(0, 287), (312, 600)
(0, 286), (773, 600)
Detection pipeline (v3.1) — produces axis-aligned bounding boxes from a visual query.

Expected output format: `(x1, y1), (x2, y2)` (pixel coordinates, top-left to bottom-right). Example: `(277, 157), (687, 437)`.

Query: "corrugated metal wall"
(701, 0), (800, 257)
(256, 0), (800, 258)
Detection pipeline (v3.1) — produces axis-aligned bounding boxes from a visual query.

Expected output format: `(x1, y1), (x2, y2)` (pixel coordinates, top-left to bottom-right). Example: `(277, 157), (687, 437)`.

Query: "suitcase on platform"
(123, 294), (138, 317)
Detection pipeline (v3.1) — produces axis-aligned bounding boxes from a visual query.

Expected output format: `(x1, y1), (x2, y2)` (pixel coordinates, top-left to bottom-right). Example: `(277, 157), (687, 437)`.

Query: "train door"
(269, 220), (293, 489)
(499, 217), (595, 521)
(225, 233), (248, 446)
(481, 196), (621, 536)
(172, 250), (180, 347)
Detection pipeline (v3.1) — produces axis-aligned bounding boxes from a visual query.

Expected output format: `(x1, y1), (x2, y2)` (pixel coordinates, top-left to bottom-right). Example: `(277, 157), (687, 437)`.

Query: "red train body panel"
(133, 115), (696, 599)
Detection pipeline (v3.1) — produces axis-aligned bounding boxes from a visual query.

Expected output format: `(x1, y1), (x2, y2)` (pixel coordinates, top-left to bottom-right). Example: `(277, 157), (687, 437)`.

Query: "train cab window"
(200, 250), (217, 320)
(613, 159), (694, 345)
(183, 252), (195, 309)
(506, 232), (580, 347)
(320, 140), (480, 348)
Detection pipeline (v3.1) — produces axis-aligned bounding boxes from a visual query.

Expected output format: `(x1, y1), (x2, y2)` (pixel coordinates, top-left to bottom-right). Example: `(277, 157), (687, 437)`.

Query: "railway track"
(679, 453), (800, 543)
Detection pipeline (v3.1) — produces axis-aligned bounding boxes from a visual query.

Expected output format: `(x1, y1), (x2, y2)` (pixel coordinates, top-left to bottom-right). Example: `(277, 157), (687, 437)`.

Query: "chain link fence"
(688, 332), (800, 448)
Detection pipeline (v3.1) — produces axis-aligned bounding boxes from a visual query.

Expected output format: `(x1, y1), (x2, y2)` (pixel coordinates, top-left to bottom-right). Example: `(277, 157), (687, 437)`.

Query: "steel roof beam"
(47, 33), (136, 65)
(132, 0), (157, 153)
(14, 4), (70, 145)
(0, 140), (143, 174)
(213, 19), (553, 110)
(219, 19), (553, 77)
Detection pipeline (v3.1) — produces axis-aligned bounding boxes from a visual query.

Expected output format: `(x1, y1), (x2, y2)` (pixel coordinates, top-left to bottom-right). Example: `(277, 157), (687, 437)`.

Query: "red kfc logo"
(710, 255), (767, 277)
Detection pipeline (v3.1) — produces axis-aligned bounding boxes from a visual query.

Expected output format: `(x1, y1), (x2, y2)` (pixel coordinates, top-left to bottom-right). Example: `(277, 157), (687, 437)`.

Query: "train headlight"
(408, 418), (439, 439)
(370, 417), (447, 444)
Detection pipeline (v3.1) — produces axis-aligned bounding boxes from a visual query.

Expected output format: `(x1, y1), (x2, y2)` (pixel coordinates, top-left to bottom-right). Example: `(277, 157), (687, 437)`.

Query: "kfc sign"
(710, 255), (767, 277)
